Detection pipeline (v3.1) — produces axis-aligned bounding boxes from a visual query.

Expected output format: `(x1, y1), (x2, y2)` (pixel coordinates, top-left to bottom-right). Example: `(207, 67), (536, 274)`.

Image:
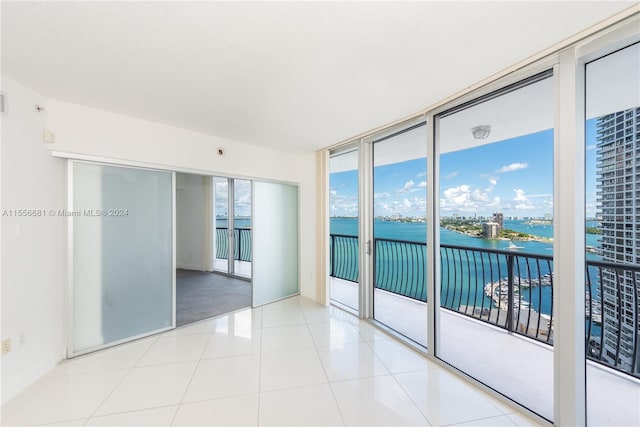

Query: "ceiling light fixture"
(472, 125), (491, 139)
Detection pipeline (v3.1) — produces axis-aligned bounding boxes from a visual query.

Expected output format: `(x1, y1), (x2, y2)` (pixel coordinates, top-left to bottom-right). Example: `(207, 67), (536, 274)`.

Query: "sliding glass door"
(71, 161), (174, 356)
(253, 181), (299, 305)
(585, 42), (640, 426)
(436, 73), (555, 420)
(372, 123), (428, 346)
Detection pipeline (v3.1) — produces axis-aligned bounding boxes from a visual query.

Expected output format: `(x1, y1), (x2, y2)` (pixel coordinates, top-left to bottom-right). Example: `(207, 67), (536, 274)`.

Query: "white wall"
(1, 76), (66, 404)
(44, 100), (317, 299)
(176, 173), (206, 270)
(0, 86), (317, 405)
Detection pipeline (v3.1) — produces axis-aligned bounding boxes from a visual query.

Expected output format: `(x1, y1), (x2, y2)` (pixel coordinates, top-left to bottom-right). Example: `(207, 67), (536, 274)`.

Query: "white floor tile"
(166, 319), (218, 337)
(173, 394), (259, 426)
(86, 405), (178, 425)
(40, 418), (89, 426)
(261, 305), (306, 328)
(260, 348), (327, 392)
(507, 412), (545, 426)
(448, 415), (519, 426)
(206, 308), (263, 333)
(182, 354), (260, 402)
(354, 321), (393, 342)
(1, 372), (58, 420)
(260, 324), (314, 353)
(94, 362), (196, 416)
(317, 342), (389, 382)
(1, 371), (127, 426)
(202, 328), (261, 359)
(394, 369), (505, 426)
(259, 383), (344, 426)
(50, 338), (156, 377)
(367, 339), (433, 373)
(308, 319), (364, 347)
(135, 334), (210, 367)
(330, 375), (430, 426)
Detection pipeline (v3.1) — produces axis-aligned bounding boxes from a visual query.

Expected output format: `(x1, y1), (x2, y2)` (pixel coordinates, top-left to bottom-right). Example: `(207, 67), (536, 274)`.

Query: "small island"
(440, 218), (552, 243)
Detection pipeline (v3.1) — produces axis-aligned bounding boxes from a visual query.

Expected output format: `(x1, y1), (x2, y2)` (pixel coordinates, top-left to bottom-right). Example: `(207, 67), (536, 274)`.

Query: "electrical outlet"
(2, 338), (11, 355)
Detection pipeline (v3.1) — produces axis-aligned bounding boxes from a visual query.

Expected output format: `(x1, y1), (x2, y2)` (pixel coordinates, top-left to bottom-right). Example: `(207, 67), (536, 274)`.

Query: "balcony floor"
(214, 258), (252, 278)
(331, 277), (640, 425)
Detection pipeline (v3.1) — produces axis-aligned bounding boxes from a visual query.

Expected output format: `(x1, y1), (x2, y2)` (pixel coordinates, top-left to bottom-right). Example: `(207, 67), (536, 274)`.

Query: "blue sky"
(330, 126), (599, 218)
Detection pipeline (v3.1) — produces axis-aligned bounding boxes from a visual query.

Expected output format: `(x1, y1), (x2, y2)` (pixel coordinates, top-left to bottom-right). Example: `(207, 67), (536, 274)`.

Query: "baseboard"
(1, 352), (62, 406)
(176, 263), (204, 271)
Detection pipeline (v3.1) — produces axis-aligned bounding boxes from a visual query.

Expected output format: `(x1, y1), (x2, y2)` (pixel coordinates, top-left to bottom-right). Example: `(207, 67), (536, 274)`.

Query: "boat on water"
(506, 240), (524, 250)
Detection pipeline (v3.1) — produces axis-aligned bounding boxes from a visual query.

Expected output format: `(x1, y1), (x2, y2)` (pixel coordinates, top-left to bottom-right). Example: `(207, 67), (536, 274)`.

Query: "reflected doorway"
(176, 173), (252, 327)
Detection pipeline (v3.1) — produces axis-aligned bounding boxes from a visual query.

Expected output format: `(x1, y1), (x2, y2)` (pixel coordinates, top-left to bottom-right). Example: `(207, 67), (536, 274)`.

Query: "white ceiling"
(1, 1), (635, 154)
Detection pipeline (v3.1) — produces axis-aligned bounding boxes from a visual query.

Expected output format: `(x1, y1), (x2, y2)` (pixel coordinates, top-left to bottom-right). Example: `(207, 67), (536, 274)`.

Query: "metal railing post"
(507, 254), (515, 333)
(330, 235), (335, 277)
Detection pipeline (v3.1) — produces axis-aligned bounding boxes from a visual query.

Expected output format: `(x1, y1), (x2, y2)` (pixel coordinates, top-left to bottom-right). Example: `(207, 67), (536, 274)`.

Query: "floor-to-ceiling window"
(585, 42), (640, 427)
(233, 179), (252, 278)
(372, 123), (428, 346)
(329, 146), (360, 312)
(213, 177), (252, 279)
(435, 72), (556, 421)
(322, 13), (639, 425)
(214, 176), (230, 274)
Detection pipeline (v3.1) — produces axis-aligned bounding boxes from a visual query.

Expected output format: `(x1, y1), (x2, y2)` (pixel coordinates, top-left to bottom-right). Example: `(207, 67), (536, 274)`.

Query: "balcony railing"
(216, 227), (252, 262)
(329, 233), (640, 379)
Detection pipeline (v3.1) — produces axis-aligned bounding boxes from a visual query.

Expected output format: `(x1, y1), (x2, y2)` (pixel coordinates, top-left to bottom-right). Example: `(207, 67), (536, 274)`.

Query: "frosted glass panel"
(253, 182), (299, 305)
(73, 162), (173, 354)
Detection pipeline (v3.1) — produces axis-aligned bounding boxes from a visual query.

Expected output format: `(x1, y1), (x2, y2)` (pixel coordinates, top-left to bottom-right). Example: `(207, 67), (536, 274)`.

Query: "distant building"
(482, 221), (500, 239)
(492, 212), (504, 230)
(544, 213), (553, 221)
(596, 106), (640, 374)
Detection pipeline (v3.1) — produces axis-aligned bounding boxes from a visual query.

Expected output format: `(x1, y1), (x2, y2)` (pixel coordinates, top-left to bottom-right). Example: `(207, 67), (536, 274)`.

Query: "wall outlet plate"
(2, 338), (11, 355)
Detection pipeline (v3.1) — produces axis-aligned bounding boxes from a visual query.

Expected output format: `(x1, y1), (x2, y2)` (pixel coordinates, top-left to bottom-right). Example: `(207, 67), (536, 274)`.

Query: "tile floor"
(1, 296), (543, 426)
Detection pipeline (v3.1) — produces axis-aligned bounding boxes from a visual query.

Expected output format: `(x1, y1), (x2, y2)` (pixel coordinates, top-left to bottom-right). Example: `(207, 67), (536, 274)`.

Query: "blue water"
(330, 218), (602, 336)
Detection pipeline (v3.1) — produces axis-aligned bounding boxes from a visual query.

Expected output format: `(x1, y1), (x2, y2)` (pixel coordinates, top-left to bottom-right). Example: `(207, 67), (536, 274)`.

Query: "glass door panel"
(436, 74), (555, 420)
(372, 123), (428, 346)
(213, 176), (229, 273)
(253, 182), (299, 305)
(585, 43), (640, 426)
(233, 179), (252, 278)
(329, 148), (360, 311)
(71, 161), (173, 355)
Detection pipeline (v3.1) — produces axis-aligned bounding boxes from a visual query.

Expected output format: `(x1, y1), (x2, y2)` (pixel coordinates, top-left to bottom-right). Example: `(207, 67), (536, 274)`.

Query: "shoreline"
(443, 226), (553, 244)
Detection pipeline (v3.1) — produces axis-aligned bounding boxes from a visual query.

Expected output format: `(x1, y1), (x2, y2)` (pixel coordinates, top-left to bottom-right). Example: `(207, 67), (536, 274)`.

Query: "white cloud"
(398, 180), (415, 193)
(440, 182), (500, 213)
(489, 178), (498, 186)
(444, 171), (458, 179)
(586, 144), (596, 151)
(513, 188), (528, 202)
(417, 181), (427, 188)
(416, 171), (427, 178)
(497, 163), (528, 173)
(513, 188), (535, 210)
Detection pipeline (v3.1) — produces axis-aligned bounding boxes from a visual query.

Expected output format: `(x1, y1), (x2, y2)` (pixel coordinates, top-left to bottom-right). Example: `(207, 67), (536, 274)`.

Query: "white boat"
(506, 240), (524, 250)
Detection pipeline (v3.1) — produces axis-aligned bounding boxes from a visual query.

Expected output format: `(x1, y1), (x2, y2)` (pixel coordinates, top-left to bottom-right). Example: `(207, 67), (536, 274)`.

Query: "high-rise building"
(595, 107), (640, 374)
(492, 212), (504, 230)
(482, 221), (499, 239)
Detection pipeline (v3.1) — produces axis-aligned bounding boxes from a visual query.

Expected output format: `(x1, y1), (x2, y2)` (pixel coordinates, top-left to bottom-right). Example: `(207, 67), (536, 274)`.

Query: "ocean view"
(330, 217), (603, 336)
(331, 217), (601, 256)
